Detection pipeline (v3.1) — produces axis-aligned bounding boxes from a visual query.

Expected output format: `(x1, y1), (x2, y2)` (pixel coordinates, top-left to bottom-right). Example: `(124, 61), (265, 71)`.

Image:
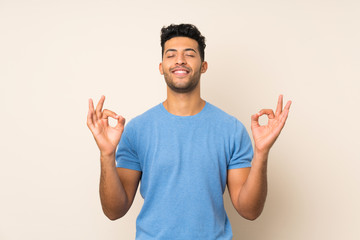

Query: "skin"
(159, 37), (208, 116)
(87, 36), (291, 221)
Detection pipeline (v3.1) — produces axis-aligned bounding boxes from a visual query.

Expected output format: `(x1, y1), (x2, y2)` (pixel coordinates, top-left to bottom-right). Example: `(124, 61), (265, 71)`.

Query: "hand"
(251, 95), (292, 154)
(87, 95), (126, 156)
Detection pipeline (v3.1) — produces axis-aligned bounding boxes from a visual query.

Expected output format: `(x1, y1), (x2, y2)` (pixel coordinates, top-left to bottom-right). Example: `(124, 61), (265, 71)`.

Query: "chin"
(167, 82), (199, 93)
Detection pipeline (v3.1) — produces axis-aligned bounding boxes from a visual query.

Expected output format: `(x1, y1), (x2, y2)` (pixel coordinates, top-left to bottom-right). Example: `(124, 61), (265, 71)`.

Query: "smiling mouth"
(171, 68), (190, 76)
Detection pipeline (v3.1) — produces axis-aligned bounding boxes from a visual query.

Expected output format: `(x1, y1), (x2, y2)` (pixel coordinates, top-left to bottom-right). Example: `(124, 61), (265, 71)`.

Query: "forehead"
(164, 36), (199, 51)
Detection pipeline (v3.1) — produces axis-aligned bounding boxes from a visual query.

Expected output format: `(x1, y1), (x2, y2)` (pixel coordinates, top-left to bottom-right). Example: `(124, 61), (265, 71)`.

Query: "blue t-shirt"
(116, 102), (253, 240)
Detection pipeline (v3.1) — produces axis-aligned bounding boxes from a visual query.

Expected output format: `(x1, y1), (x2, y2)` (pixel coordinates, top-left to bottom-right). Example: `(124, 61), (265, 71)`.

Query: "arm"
(227, 95), (291, 220)
(99, 154), (141, 220)
(227, 152), (268, 220)
(87, 95), (141, 220)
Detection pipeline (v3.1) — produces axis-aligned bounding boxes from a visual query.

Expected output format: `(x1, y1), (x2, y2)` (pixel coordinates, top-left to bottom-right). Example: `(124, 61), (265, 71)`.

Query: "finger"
(87, 104), (95, 130)
(115, 115), (126, 131)
(95, 95), (105, 119)
(275, 95), (283, 116)
(89, 98), (97, 123)
(280, 101), (292, 123)
(102, 109), (118, 120)
(258, 109), (275, 119)
(284, 100), (292, 111)
(251, 113), (260, 128)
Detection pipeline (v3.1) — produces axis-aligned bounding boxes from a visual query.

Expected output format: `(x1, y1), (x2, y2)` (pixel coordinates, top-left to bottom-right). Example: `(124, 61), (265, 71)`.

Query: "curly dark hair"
(160, 24), (206, 61)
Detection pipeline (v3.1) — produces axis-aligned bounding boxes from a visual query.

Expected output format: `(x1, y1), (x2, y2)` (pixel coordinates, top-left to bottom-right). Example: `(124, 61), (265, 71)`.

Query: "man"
(87, 24), (291, 239)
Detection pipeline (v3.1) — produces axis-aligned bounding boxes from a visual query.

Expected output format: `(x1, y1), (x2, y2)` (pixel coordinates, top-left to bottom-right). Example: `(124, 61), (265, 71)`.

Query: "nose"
(175, 53), (187, 65)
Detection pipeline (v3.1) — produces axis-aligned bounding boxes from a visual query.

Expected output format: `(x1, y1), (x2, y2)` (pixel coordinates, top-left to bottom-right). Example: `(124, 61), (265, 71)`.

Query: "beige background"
(1, 0), (359, 239)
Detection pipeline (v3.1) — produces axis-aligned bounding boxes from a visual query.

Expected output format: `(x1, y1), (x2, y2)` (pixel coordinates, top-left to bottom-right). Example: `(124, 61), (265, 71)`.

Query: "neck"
(163, 84), (205, 116)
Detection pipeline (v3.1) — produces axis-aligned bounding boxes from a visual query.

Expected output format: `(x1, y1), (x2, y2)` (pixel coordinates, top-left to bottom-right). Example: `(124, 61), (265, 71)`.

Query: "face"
(159, 37), (208, 93)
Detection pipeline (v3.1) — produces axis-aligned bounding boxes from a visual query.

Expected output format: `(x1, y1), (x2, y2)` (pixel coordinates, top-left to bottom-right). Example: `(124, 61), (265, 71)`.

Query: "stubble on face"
(163, 65), (202, 93)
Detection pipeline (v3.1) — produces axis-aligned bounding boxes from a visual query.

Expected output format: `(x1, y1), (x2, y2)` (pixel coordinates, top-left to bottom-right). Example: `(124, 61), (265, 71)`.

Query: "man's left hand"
(251, 95), (292, 155)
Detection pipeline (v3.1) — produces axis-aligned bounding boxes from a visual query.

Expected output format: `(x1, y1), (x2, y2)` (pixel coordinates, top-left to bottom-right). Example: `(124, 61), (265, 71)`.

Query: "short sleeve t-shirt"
(116, 102), (253, 240)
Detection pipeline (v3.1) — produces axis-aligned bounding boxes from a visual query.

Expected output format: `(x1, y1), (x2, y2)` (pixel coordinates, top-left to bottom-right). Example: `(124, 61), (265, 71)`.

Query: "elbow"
(107, 215), (121, 221)
(102, 207), (127, 221)
(238, 208), (263, 221)
(105, 214), (122, 221)
(242, 213), (261, 221)
(105, 211), (125, 221)
(236, 199), (265, 221)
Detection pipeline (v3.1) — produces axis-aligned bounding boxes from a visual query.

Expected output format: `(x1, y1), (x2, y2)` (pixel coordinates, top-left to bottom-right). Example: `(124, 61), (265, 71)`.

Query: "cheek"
(189, 60), (202, 70)
(159, 63), (168, 75)
(161, 62), (170, 70)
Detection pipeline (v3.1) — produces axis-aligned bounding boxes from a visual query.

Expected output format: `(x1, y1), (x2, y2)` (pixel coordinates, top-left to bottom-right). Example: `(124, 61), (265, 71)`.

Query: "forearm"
(99, 153), (129, 220)
(237, 151), (268, 220)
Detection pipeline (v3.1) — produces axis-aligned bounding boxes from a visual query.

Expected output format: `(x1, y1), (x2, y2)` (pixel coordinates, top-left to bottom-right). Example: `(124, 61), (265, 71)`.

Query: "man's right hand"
(87, 95), (126, 157)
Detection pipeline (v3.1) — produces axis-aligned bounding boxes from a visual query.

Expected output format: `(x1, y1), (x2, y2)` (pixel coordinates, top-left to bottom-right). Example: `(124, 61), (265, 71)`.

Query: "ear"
(201, 61), (208, 73)
(159, 63), (164, 75)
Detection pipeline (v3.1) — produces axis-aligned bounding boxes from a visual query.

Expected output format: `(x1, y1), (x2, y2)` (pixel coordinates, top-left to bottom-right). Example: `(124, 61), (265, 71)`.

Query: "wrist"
(254, 144), (270, 156)
(254, 149), (269, 162)
(100, 151), (115, 158)
(100, 152), (116, 166)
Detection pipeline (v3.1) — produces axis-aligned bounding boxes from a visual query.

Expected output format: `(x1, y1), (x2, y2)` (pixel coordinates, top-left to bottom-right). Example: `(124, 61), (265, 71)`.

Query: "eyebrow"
(165, 48), (197, 54)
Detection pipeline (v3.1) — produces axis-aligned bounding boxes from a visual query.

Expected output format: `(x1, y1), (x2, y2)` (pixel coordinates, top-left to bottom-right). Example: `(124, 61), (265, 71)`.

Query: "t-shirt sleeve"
(228, 119), (254, 169)
(115, 123), (142, 172)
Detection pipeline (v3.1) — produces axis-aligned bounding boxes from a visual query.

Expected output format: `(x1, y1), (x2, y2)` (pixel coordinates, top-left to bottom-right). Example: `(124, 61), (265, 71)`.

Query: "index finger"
(279, 100), (292, 123)
(284, 100), (292, 111)
(275, 94), (283, 116)
(95, 95), (105, 117)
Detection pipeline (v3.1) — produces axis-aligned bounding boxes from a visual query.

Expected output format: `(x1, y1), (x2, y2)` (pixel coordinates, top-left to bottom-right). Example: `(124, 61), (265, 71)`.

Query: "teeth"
(174, 71), (187, 73)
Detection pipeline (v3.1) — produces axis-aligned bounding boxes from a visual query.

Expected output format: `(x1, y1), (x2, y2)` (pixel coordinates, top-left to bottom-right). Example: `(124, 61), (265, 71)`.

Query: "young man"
(87, 24), (291, 239)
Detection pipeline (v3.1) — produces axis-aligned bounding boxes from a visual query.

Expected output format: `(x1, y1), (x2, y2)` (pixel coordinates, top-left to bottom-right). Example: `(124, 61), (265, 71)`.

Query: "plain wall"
(1, 0), (359, 239)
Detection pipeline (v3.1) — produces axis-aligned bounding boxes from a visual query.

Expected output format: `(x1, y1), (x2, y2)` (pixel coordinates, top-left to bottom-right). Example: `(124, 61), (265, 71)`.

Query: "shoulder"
(206, 102), (245, 128)
(124, 103), (162, 130)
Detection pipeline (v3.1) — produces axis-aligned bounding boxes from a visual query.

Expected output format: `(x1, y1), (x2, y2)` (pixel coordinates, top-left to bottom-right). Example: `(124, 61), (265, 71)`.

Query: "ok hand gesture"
(251, 95), (292, 154)
(87, 95), (126, 157)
